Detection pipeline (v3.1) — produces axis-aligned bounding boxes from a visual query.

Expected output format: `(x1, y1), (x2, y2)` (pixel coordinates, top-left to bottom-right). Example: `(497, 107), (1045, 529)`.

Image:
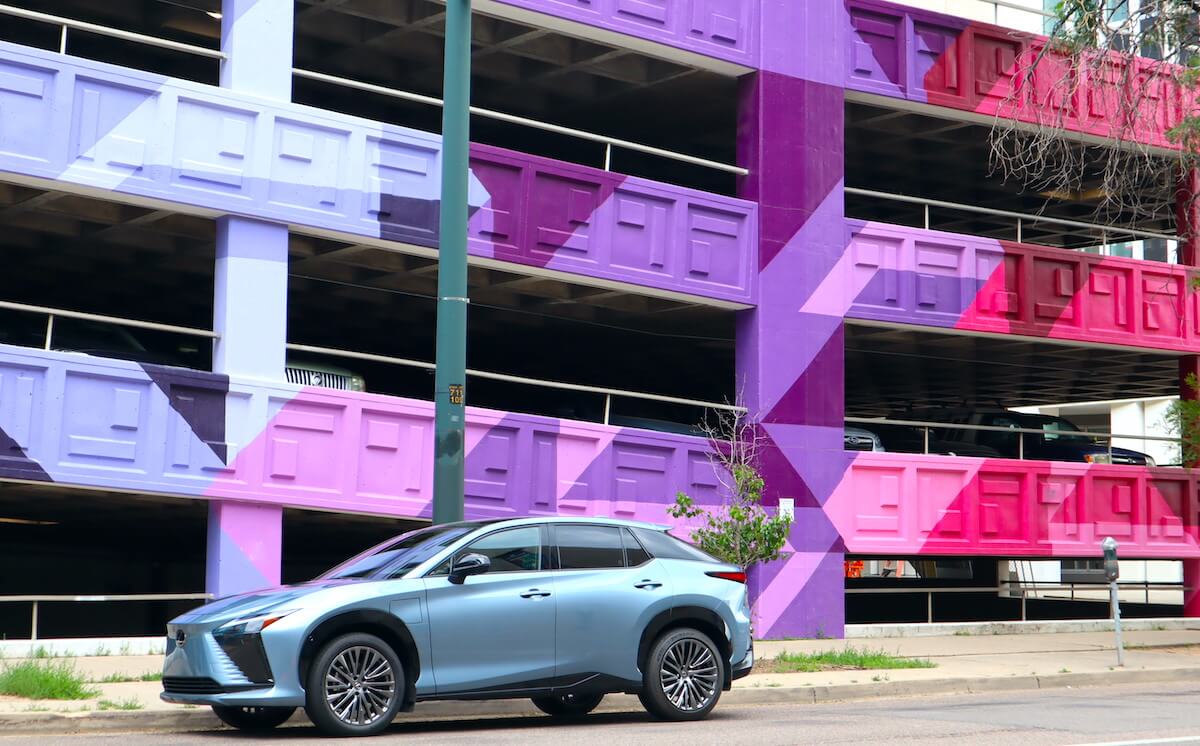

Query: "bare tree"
(988, 0), (1200, 233)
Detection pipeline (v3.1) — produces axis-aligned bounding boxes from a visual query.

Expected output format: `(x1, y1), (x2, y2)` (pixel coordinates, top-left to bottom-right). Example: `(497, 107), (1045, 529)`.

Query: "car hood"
(170, 579), (368, 625)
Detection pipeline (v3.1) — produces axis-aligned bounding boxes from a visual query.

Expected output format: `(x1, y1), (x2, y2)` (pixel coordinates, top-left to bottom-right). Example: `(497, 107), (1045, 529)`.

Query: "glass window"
(557, 525), (626, 569)
(632, 528), (720, 563)
(458, 526), (542, 573)
(318, 524), (474, 580)
(622, 528), (651, 567)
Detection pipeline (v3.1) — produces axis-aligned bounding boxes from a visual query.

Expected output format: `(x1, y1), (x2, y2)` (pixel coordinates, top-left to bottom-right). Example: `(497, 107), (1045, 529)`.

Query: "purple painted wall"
(485, 0), (758, 68)
(733, 0), (851, 639)
(0, 41), (755, 305)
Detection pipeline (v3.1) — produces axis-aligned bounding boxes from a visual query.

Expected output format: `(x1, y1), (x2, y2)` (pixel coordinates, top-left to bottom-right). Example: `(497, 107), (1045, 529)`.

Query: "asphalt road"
(5, 683), (1199, 746)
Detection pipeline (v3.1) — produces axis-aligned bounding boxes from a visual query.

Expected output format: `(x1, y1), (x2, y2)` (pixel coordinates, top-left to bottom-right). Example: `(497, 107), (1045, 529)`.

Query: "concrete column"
(207, 0), (292, 598)
(1181, 357), (1200, 616)
(736, 1), (848, 639)
(219, 0), (294, 101)
(212, 0), (292, 381)
(206, 501), (283, 598)
(212, 216), (288, 380)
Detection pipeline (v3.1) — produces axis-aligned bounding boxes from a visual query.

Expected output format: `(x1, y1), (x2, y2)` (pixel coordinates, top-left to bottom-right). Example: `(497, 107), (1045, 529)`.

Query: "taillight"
(706, 570), (747, 583)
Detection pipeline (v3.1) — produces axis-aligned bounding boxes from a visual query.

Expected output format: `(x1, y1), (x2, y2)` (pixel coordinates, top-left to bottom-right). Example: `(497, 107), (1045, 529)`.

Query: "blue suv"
(161, 517), (754, 736)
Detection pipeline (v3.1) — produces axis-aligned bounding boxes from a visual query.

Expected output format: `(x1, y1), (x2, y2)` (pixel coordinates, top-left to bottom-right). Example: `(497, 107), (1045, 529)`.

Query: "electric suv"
(161, 517), (754, 737)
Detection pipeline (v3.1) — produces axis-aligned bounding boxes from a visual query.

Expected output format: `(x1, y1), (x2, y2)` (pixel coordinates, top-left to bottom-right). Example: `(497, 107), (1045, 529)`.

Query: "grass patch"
(97, 698), (143, 711)
(758, 647), (938, 674)
(0, 660), (100, 700)
(95, 671), (162, 684)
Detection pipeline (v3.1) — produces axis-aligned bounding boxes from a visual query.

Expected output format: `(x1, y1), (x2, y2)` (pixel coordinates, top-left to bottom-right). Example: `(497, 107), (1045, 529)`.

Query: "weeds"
(0, 660), (100, 700)
(97, 698), (143, 711)
(95, 672), (162, 684)
(763, 647), (938, 674)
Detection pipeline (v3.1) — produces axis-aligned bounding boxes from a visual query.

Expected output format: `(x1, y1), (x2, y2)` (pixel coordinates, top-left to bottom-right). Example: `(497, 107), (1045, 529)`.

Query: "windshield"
(317, 524), (474, 580)
(1028, 415), (1091, 443)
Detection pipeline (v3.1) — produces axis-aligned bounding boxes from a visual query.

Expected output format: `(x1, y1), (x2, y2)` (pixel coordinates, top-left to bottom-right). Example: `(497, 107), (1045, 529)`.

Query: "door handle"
(520, 589), (551, 598)
(634, 580), (662, 590)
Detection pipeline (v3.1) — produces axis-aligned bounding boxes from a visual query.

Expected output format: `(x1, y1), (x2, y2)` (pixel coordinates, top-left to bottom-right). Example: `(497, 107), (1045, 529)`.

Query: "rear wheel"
(304, 632), (405, 737)
(639, 627), (722, 721)
(531, 693), (604, 719)
(211, 705), (295, 731)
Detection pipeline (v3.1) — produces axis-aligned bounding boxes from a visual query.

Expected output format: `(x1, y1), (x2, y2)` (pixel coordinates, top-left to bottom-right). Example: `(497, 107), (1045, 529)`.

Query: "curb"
(2, 667), (1198, 736)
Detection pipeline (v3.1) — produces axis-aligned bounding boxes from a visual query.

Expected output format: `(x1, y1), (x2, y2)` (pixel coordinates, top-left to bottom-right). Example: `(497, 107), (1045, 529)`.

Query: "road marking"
(1068, 737), (1200, 746)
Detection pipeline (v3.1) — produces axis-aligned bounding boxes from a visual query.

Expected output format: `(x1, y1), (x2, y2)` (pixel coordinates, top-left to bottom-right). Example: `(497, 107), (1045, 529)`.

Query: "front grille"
(286, 367), (350, 390)
(163, 676), (224, 694)
(844, 436), (875, 451)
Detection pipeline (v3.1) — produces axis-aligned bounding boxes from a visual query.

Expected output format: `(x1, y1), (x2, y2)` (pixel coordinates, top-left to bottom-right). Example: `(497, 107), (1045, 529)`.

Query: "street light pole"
(432, 0), (471, 525)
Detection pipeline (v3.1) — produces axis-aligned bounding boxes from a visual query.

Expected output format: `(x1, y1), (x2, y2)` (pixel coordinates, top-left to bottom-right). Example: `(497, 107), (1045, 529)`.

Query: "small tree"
(1164, 372), (1200, 466)
(666, 401), (792, 576)
(988, 0), (1200, 232)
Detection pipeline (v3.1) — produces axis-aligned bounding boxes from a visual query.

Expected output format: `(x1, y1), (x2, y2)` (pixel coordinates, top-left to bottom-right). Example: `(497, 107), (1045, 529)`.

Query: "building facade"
(0, 0), (1197, 639)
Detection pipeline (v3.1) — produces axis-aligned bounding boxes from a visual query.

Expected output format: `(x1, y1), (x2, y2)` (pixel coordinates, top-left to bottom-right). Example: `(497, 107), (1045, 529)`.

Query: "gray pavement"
(2, 682), (1197, 745)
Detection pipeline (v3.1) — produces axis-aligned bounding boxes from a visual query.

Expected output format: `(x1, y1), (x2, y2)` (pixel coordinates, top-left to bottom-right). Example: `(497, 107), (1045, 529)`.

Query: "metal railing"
(0, 3), (224, 60)
(292, 68), (747, 176)
(845, 414), (1182, 463)
(0, 593), (212, 641)
(286, 342), (746, 425)
(0, 299), (742, 428)
(847, 579), (1185, 623)
(846, 187), (1179, 262)
(0, 4), (742, 180)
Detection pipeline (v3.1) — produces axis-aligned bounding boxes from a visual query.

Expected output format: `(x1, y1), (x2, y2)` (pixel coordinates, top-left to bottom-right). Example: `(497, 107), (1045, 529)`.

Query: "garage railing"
(0, 4), (744, 182)
(845, 415), (1183, 464)
(847, 580), (1185, 623)
(0, 593), (213, 642)
(845, 187), (1179, 263)
(0, 299), (743, 431)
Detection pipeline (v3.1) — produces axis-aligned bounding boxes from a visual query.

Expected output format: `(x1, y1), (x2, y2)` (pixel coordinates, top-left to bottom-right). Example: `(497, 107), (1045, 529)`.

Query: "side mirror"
(448, 553), (490, 585)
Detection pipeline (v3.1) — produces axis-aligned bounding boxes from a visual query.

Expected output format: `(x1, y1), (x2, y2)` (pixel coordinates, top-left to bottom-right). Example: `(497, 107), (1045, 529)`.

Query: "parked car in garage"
(45, 317), (367, 393)
(912, 408), (1155, 465)
(844, 425), (885, 452)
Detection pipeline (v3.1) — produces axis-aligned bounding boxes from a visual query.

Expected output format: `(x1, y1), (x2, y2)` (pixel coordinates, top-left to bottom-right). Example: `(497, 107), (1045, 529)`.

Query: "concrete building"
(0, 0), (1196, 640)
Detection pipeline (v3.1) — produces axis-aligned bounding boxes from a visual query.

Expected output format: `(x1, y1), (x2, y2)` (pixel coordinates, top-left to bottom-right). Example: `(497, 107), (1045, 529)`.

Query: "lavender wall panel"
(0, 42), (756, 305)
(485, 0), (757, 68)
(0, 346), (721, 525)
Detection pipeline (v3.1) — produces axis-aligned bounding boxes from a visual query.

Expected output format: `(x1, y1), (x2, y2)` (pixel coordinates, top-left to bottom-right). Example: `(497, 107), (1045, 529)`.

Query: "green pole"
(433, 0), (471, 524)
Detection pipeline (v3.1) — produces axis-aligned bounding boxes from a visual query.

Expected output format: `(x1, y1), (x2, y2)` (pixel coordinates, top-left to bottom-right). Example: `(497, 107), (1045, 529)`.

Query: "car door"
(550, 524), (671, 687)
(423, 524), (556, 695)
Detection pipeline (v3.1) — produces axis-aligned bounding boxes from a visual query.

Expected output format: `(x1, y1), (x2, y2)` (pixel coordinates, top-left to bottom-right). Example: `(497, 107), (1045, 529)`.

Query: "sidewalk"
(2, 629), (1198, 734)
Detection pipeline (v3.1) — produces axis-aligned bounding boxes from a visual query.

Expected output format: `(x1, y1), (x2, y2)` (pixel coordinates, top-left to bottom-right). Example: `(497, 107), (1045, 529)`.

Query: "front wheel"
(304, 632), (405, 737)
(531, 693), (604, 719)
(211, 705), (296, 731)
(640, 627), (723, 721)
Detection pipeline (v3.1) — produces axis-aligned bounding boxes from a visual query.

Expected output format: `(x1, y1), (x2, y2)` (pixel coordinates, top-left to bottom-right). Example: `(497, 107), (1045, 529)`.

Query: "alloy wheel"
(659, 637), (719, 712)
(323, 645), (397, 726)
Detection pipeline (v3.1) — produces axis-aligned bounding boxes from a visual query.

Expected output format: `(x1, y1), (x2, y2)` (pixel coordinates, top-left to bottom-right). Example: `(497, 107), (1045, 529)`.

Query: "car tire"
(211, 705), (296, 731)
(639, 627), (723, 721)
(531, 693), (604, 719)
(304, 632), (405, 737)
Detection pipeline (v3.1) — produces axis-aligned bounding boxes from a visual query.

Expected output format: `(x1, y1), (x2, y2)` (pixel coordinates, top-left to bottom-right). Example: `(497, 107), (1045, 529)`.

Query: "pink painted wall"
(826, 452), (1200, 558)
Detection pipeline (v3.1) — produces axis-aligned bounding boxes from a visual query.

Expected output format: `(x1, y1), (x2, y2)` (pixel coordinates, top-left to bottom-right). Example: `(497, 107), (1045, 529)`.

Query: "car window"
(440, 526), (542, 574)
(556, 525), (626, 570)
(319, 524), (473, 580)
(633, 528), (721, 563)
(622, 528), (651, 567)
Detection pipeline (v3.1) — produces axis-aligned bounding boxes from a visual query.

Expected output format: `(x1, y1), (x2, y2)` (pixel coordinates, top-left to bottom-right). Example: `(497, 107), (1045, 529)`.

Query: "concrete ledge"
(845, 618), (1200, 639)
(0, 637), (164, 658)
(2, 667), (1198, 736)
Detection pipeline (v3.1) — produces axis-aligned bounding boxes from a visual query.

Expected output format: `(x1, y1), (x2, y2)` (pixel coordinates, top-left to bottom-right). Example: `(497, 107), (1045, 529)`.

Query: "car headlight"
(1084, 454), (1113, 464)
(215, 609), (297, 636)
(1147, 456), (1157, 467)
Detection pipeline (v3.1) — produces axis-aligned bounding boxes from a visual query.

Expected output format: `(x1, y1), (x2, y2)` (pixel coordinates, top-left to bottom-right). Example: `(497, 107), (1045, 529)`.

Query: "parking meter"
(1102, 536), (1119, 582)
(1101, 536), (1124, 666)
